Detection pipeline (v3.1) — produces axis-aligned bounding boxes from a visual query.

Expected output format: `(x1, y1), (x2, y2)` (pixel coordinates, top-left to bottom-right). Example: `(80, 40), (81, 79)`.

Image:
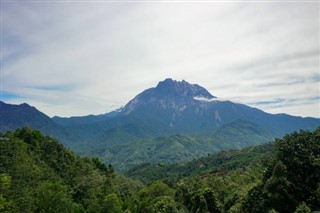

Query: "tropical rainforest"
(0, 127), (319, 213)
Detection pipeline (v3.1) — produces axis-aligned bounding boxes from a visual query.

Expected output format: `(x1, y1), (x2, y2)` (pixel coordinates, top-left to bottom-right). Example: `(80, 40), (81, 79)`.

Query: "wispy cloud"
(249, 99), (286, 106)
(1, 1), (319, 117)
(1, 92), (21, 101)
(247, 96), (320, 118)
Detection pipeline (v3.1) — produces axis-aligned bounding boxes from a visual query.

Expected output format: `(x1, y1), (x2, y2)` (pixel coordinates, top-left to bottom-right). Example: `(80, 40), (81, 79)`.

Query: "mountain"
(1, 79), (319, 171)
(0, 101), (53, 131)
(0, 101), (68, 138)
(0, 101), (109, 147)
(119, 78), (219, 132)
(121, 78), (215, 116)
(52, 109), (120, 126)
(117, 78), (319, 135)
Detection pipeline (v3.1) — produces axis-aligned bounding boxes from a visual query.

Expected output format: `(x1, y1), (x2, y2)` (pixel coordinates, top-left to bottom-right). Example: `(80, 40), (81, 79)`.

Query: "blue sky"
(1, 1), (319, 117)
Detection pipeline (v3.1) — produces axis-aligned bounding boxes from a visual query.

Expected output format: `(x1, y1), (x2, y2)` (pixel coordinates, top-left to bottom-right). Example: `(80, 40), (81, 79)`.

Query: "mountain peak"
(121, 79), (216, 115)
(155, 78), (215, 99)
(158, 77), (175, 84)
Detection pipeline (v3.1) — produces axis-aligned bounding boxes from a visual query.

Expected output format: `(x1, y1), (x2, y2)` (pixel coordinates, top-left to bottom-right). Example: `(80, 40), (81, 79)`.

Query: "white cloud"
(1, 1), (319, 117)
(193, 96), (216, 102)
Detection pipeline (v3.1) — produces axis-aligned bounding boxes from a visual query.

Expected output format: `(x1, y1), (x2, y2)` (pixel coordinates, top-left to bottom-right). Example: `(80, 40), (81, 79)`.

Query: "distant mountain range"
(1, 78), (319, 170)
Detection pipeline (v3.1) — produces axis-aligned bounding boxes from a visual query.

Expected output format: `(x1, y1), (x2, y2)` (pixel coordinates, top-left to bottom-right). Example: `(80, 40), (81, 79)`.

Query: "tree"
(104, 193), (123, 213)
(149, 196), (179, 213)
(202, 188), (221, 213)
(137, 181), (175, 212)
(243, 129), (320, 212)
(294, 202), (311, 213)
(264, 161), (294, 212)
(176, 178), (221, 213)
(275, 128), (320, 210)
(34, 181), (75, 213)
(242, 184), (266, 213)
(0, 173), (12, 212)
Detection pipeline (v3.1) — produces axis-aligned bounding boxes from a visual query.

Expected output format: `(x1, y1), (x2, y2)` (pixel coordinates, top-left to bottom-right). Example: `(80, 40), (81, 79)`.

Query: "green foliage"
(0, 173), (11, 194)
(176, 177), (222, 213)
(264, 161), (294, 212)
(104, 193), (123, 213)
(138, 181), (175, 211)
(275, 128), (320, 209)
(34, 181), (75, 213)
(242, 184), (266, 213)
(86, 120), (275, 171)
(0, 128), (116, 213)
(294, 202), (311, 213)
(123, 181), (181, 213)
(1, 127), (319, 213)
(149, 196), (179, 213)
(0, 194), (11, 213)
(243, 128), (320, 212)
(0, 174), (12, 212)
(127, 143), (273, 185)
(111, 174), (144, 199)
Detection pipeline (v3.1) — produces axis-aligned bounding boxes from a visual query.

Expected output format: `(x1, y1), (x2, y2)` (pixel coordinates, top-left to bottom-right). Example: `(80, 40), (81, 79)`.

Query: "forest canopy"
(0, 127), (319, 212)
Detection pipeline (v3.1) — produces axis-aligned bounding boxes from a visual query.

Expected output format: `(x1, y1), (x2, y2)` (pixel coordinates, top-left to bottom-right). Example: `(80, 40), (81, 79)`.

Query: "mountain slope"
(0, 101), (56, 131)
(1, 79), (319, 171)
(89, 120), (274, 171)
(126, 142), (274, 184)
(117, 78), (319, 135)
(52, 110), (120, 126)
(0, 101), (72, 142)
(0, 127), (143, 212)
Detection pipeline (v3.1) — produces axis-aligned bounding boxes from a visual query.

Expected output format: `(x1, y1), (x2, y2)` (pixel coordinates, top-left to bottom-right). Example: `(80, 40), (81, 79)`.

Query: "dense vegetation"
(0, 127), (319, 212)
(85, 120), (274, 171)
(126, 143), (274, 185)
(242, 128), (320, 212)
(0, 128), (143, 212)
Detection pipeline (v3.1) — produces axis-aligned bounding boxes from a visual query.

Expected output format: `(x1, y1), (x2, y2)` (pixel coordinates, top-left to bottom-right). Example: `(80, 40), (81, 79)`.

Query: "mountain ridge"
(1, 79), (319, 170)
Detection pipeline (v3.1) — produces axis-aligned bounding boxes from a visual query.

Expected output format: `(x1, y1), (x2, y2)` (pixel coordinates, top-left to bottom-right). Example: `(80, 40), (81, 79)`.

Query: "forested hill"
(0, 128), (142, 212)
(1, 127), (319, 212)
(126, 142), (274, 185)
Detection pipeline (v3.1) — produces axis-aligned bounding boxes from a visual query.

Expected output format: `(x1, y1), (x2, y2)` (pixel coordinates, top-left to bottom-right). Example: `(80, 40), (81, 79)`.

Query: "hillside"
(0, 128), (143, 212)
(117, 78), (319, 135)
(1, 127), (319, 212)
(0, 101), (63, 137)
(126, 142), (274, 185)
(87, 120), (274, 171)
(52, 110), (120, 126)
